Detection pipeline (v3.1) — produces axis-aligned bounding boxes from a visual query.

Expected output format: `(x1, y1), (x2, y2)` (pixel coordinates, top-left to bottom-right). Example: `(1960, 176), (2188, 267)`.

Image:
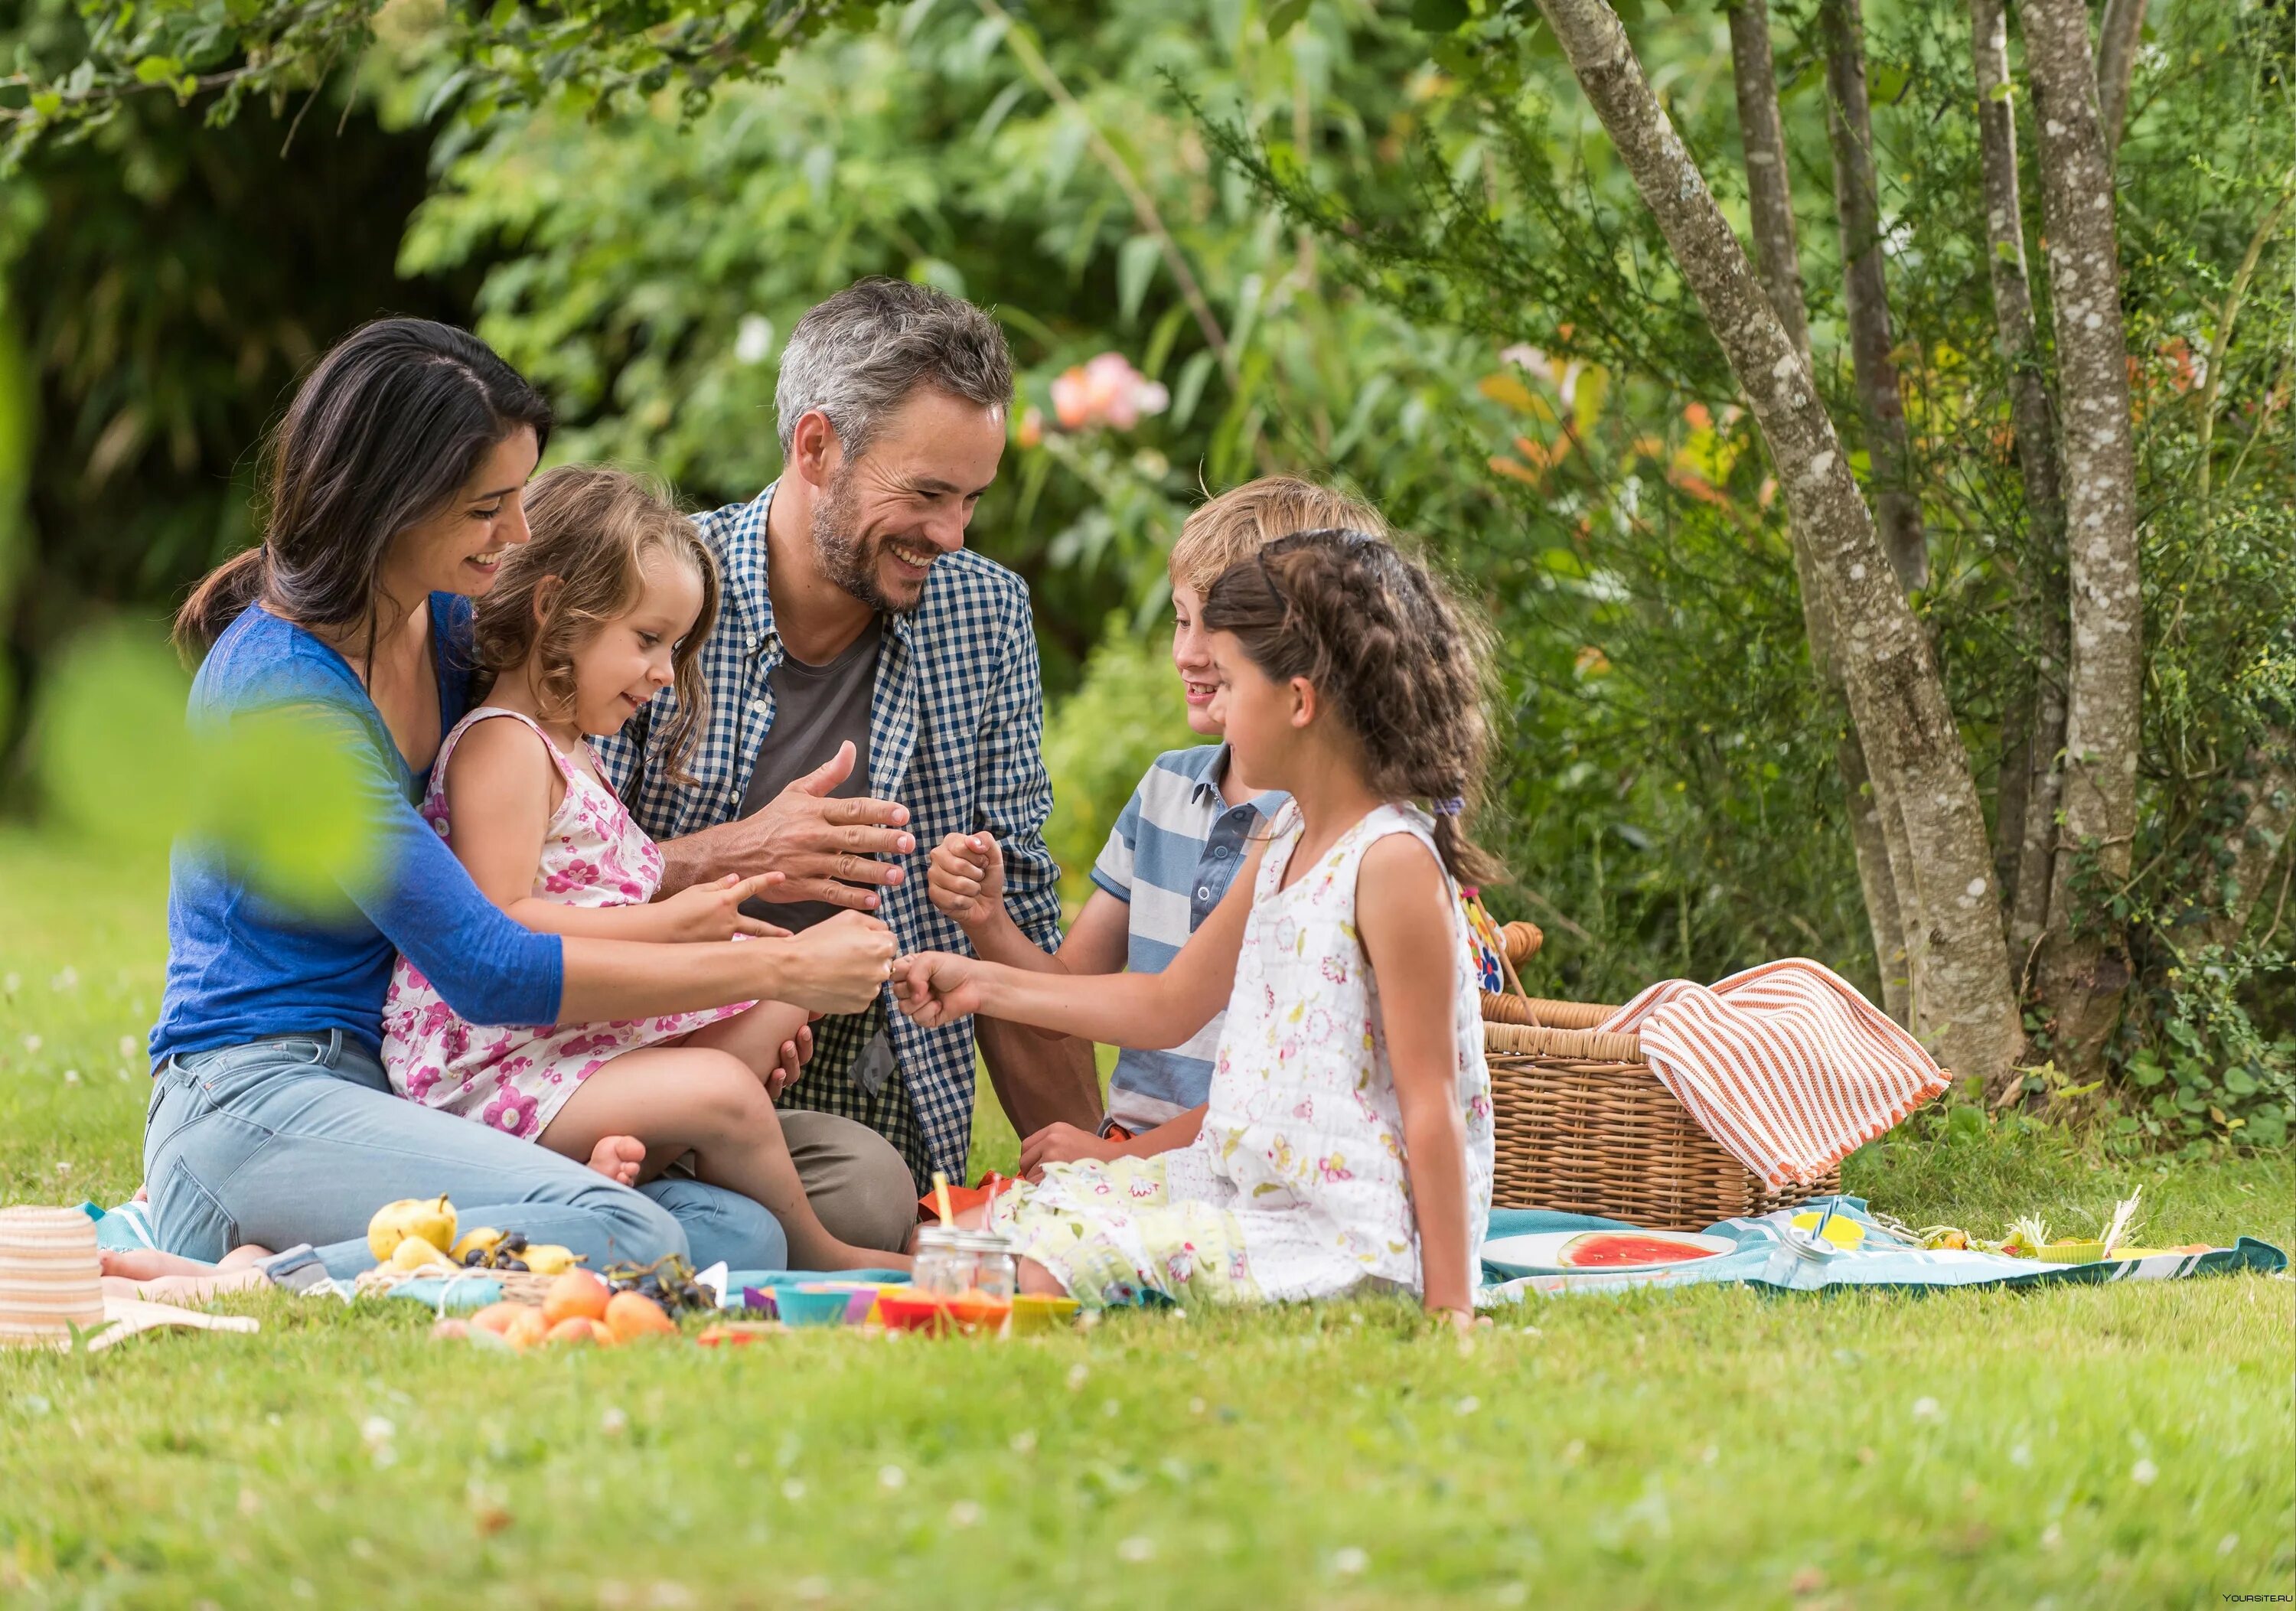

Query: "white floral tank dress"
(382, 707), (752, 1140)
(992, 801), (1495, 1306)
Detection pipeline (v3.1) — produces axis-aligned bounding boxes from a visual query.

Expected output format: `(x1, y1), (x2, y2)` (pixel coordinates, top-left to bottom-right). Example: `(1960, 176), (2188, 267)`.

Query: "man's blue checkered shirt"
(595, 482), (1063, 1183)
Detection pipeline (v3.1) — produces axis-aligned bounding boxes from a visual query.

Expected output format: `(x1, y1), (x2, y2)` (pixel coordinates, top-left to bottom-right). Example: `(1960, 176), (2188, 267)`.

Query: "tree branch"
(974, 0), (1235, 384)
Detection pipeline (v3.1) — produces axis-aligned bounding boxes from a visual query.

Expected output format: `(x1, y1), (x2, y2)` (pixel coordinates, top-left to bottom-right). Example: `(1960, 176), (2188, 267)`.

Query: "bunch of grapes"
(602, 1254), (714, 1314)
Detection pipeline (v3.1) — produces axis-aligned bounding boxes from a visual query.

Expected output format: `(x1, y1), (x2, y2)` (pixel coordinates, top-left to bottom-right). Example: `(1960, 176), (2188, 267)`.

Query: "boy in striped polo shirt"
(925, 477), (1386, 1172)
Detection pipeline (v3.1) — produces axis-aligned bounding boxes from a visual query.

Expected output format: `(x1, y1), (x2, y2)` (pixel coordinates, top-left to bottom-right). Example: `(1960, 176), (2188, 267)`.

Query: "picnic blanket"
(1478, 1199), (2285, 1302)
(1599, 958), (1952, 1189)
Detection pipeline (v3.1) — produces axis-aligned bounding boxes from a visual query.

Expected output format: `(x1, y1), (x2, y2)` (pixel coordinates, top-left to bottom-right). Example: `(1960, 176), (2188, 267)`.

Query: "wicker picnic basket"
(1479, 921), (1837, 1231)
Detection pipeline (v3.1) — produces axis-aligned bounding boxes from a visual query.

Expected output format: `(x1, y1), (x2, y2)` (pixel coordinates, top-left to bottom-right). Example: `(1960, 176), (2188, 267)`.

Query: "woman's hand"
(768, 911), (897, 1015)
(1017, 1121), (1121, 1179)
(890, 951), (984, 1028)
(927, 833), (1006, 928)
(657, 872), (790, 941)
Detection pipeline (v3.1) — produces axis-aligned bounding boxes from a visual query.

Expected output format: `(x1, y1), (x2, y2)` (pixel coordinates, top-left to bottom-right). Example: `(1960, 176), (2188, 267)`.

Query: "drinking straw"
(1811, 1198), (1837, 1247)
(933, 1170), (955, 1228)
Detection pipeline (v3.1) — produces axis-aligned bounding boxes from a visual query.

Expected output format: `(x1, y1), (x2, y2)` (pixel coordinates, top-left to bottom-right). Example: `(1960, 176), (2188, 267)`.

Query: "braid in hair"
(1201, 528), (1505, 887)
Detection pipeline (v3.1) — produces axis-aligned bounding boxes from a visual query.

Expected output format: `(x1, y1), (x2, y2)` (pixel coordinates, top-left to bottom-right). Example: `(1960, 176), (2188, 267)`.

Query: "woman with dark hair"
(142, 318), (899, 1282)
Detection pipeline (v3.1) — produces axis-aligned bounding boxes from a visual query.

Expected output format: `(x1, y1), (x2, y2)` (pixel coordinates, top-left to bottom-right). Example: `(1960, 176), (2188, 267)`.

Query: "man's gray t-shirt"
(739, 619), (882, 933)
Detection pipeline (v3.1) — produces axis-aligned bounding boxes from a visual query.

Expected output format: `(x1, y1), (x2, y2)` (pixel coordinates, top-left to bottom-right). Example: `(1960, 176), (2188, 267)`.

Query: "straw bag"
(1480, 925), (1838, 1231)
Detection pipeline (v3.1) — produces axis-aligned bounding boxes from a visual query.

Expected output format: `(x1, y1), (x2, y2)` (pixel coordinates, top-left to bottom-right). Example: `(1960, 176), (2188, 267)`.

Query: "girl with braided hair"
(892, 529), (1498, 1326)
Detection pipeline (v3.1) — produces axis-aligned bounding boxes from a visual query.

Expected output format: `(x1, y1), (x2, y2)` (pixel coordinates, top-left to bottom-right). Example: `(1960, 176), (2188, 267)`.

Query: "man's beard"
(812, 469), (926, 615)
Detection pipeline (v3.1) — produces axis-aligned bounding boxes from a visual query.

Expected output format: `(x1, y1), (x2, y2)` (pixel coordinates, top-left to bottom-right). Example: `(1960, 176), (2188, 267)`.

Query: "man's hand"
(1016, 1120), (1121, 1179)
(657, 873), (791, 941)
(889, 951), (983, 1028)
(927, 832), (1007, 928)
(693, 741), (917, 910)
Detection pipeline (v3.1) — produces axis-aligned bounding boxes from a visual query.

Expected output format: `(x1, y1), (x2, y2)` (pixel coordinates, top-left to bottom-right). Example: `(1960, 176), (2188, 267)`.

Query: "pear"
(520, 1244), (582, 1277)
(451, 1227), (506, 1262)
(367, 1195), (458, 1263)
(389, 1234), (454, 1273)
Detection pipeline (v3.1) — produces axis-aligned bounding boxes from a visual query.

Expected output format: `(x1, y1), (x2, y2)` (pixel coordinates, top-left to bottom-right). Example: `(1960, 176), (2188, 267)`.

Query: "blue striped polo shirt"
(1089, 743), (1287, 1133)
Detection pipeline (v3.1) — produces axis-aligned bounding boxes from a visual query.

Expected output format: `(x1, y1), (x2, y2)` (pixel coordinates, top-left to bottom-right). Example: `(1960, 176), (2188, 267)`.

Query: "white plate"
(1482, 1229), (1737, 1277)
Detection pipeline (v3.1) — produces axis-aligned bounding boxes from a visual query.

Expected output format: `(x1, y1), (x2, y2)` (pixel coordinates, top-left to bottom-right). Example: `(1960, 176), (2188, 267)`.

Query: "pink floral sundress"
(382, 706), (752, 1141)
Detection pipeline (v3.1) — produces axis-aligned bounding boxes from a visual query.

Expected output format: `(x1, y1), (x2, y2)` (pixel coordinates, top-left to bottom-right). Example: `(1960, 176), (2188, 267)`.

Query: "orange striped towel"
(1597, 958), (1950, 1189)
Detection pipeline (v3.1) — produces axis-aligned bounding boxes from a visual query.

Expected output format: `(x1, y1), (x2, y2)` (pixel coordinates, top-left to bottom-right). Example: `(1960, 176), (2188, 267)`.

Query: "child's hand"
(1017, 1121), (1121, 1179)
(889, 951), (982, 1028)
(659, 872), (791, 941)
(927, 833), (1006, 928)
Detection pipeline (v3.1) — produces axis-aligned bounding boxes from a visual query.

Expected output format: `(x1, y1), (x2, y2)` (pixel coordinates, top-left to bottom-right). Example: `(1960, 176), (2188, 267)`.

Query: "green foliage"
(1205, 0), (2296, 1118)
(34, 625), (383, 911)
(0, 0), (883, 168)
(1040, 616), (1200, 911)
(390, 0), (1498, 685)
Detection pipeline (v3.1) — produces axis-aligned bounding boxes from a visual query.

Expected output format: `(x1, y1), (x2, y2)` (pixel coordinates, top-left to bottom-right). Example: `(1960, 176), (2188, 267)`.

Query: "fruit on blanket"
(432, 1319), (471, 1340)
(367, 1195), (458, 1262)
(388, 1234), (455, 1273)
(522, 1244), (582, 1277)
(543, 1270), (612, 1325)
(502, 1308), (551, 1350)
(605, 1292), (677, 1341)
(546, 1316), (615, 1347)
(471, 1302), (530, 1336)
(452, 1227), (506, 1262)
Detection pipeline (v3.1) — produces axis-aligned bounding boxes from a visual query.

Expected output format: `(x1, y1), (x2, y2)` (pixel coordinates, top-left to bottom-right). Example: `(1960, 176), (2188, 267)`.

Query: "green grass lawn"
(2, 827), (2290, 1609)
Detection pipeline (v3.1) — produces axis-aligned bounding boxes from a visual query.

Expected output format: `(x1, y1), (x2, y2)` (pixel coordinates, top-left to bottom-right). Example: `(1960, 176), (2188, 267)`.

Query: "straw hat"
(0, 1205), (261, 1352)
(0, 1206), (105, 1346)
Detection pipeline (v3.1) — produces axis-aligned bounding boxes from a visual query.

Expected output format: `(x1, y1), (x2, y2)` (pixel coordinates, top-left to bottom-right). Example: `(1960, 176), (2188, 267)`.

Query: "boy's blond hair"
(1168, 476), (1388, 595)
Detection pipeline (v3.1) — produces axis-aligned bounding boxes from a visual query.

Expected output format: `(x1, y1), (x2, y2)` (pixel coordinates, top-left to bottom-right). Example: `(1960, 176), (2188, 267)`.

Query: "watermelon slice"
(1559, 1232), (1727, 1268)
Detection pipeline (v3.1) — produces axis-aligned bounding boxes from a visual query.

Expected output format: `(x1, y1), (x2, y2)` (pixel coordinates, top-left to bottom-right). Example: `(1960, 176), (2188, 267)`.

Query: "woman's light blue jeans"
(144, 1032), (788, 1278)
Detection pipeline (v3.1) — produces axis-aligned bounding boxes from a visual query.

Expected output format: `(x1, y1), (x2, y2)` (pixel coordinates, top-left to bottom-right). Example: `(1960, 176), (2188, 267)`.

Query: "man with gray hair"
(598, 279), (1101, 1243)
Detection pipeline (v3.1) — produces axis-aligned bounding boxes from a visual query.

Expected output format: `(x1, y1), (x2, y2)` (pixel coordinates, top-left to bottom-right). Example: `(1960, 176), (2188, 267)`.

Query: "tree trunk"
(2022, 0), (2145, 1076)
(2095, 0), (2150, 152)
(1534, 0), (2022, 1092)
(1727, 0), (1910, 1022)
(1819, 0), (1928, 594)
(2206, 729), (2296, 948)
(1968, 0), (2070, 974)
(1727, 0), (1811, 365)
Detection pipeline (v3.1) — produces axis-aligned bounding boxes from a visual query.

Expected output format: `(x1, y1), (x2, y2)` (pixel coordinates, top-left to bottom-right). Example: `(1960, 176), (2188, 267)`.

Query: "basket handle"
(1480, 991), (1620, 1031)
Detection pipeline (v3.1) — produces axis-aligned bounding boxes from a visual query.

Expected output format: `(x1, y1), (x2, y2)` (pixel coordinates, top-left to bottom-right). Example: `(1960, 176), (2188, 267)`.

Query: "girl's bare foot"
(100, 1244), (275, 1303)
(99, 1244), (272, 1281)
(586, 1135), (646, 1185)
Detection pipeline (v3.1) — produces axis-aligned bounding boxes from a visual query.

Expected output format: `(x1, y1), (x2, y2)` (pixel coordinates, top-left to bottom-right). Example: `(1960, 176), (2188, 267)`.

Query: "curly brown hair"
(471, 465), (719, 781)
(1199, 528), (1504, 888)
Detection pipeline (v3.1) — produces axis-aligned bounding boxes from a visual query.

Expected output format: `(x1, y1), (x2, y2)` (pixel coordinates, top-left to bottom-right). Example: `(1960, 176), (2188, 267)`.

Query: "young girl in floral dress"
(893, 529), (1497, 1326)
(383, 465), (897, 1271)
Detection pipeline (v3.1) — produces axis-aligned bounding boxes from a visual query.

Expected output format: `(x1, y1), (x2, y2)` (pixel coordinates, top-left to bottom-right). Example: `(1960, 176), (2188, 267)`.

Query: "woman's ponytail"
(172, 547), (271, 663)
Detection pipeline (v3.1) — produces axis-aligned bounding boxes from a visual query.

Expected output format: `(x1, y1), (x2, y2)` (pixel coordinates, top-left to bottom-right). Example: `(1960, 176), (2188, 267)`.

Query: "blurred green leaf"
(36, 626), (383, 917)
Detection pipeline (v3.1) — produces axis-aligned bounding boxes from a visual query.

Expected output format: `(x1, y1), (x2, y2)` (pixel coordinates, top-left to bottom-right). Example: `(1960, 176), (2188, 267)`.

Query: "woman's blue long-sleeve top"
(149, 595), (565, 1065)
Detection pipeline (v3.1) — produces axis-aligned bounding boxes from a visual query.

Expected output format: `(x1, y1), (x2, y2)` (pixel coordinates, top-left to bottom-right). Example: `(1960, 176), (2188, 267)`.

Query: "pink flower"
(481, 1086), (540, 1139)
(1049, 352), (1168, 432)
(406, 1065), (442, 1103)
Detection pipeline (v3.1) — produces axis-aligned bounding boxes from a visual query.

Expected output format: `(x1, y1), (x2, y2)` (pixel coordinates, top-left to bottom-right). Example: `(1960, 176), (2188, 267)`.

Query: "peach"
(502, 1308), (551, 1351)
(470, 1302), (531, 1336)
(541, 1270), (612, 1326)
(605, 1291), (677, 1342)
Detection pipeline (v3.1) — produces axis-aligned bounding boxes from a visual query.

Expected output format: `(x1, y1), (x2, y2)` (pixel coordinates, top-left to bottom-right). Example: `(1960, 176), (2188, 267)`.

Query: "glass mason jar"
(912, 1227), (969, 1299)
(954, 1230), (1018, 1302)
